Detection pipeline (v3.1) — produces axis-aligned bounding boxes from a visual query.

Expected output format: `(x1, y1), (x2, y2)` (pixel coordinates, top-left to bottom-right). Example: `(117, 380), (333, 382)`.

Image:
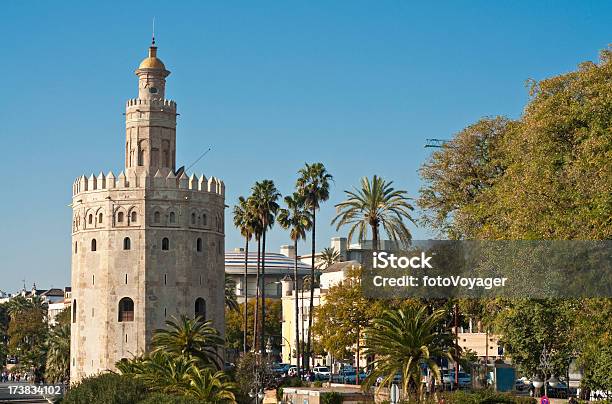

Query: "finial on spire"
(152, 17), (156, 45)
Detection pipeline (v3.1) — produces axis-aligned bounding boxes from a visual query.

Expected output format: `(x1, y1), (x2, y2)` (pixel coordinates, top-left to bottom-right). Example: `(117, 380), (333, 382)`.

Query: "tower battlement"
(126, 98), (177, 110)
(72, 171), (225, 197)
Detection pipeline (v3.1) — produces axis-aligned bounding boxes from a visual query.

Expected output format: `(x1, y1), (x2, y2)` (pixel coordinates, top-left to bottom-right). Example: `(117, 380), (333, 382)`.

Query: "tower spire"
(152, 17), (156, 45)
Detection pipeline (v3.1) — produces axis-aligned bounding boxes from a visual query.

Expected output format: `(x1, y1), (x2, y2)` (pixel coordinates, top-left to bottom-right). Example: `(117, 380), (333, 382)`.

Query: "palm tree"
(363, 306), (454, 400)
(45, 322), (70, 383)
(296, 162), (332, 369)
(250, 180), (281, 355)
(277, 192), (312, 377)
(317, 247), (341, 269)
(117, 352), (237, 403)
(152, 315), (224, 369)
(184, 366), (237, 403)
(232, 196), (256, 353)
(225, 277), (239, 313)
(332, 175), (415, 251)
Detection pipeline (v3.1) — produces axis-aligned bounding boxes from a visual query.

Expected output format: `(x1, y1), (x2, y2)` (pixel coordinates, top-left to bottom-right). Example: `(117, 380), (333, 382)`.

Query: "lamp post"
(538, 344), (554, 397)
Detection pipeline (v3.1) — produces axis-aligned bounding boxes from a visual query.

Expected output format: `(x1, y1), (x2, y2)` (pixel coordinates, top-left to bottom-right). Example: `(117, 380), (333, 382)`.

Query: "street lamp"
(538, 344), (554, 397)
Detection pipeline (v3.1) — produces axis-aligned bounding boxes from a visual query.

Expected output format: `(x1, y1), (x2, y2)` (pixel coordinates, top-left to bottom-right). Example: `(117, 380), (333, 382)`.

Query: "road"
(0, 382), (56, 403)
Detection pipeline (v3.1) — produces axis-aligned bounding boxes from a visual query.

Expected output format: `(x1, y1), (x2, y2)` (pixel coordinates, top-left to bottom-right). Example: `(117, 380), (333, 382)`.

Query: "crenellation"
(189, 174), (198, 190)
(178, 172), (189, 189)
(107, 171), (116, 189)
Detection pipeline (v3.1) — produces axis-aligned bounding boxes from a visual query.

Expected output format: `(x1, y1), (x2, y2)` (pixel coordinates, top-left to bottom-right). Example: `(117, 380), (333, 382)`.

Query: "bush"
(276, 387), (284, 402)
(62, 373), (148, 404)
(321, 391), (342, 404)
(137, 393), (201, 404)
(313, 381), (323, 387)
(445, 389), (537, 404)
(281, 377), (304, 387)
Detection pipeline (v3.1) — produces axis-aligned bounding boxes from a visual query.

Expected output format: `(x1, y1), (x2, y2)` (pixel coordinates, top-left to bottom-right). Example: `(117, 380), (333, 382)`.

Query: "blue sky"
(1, 1), (610, 292)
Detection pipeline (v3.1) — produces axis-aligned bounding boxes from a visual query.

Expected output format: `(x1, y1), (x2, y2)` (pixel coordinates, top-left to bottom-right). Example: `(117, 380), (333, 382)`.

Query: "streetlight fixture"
(538, 344), (554, 397)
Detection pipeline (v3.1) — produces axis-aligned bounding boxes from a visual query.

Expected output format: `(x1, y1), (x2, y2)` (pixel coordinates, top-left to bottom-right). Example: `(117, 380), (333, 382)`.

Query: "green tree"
(363, 306), (454, 400)
(152, 316), (224, 370)
(277, 192), (312, 377)
(7, 297), (48, 378)
(232, 195), (257, 353)
(492, 299), (575, 378)
(332, 175), (415, 250)
(225, 299), (282, 353)
(296, 162), (332, 369)
(316, 247), (341, 269)
(312, 266), (385, 381)
(418, 117), (513, 239)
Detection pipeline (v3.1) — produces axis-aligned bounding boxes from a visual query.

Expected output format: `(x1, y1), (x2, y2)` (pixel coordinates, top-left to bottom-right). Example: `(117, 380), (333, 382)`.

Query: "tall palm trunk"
(306, 209), (316, 370)
(372, 222), (379, 250)
(293, 238), (301, 378)
(253, 236), (261, 351)
(260, 228), (267, 355)
(242, 238), (249, 353)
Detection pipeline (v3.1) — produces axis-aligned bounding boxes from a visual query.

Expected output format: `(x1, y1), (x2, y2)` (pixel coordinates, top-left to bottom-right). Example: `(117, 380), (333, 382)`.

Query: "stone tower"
(70, 41), (225, 381)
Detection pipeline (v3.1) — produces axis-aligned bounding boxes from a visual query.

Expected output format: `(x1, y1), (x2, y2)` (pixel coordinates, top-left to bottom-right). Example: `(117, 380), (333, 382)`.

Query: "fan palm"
(296, 162), (332, 369)
(317, 247), (341, 269)
(277, 192), (312, 376)
(363, 306), (454, 399)
(332, 175), (415, 250)
(232, 196), (257, 352)
(250, 180), (281, 354)
(152, 316), (224, 369)
(44, 322), (70, 383)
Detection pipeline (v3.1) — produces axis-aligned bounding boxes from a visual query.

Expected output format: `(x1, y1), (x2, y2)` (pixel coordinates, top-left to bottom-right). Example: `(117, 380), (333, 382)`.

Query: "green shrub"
(445, 389), (537, 404)
(137, 393), (201, 404)
(313, 381), (323, 387)
(281, 377), (304, 387)
(321, 391), (342, 404)
(63, 373), (148, 404)
(276, 387), (284, 402)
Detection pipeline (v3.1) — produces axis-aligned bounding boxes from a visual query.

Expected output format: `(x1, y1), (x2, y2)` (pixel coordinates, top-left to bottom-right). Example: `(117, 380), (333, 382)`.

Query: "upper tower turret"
(125, 40), (177, 174)
(136, 40), (170, 100)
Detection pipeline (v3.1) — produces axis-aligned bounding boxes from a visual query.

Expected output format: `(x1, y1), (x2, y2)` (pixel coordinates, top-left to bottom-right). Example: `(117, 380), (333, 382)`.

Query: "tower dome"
(138, 45), (166, 70)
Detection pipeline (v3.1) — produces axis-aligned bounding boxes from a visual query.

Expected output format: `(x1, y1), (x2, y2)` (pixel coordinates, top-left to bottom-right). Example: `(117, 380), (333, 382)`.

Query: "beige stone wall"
(70, 174), (225, 381)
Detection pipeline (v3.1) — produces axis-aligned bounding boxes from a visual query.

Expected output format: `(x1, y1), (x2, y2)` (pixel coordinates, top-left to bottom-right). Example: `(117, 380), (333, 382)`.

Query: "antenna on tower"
(152, 17), (156, 45)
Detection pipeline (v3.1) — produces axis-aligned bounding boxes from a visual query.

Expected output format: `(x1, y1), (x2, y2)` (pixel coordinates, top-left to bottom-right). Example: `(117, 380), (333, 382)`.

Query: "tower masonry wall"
(70, 170), (225, 381)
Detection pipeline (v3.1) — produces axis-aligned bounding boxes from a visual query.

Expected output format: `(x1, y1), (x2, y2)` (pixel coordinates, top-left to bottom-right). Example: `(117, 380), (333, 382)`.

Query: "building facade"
(225, 246), (310, 302)
(70, 42), (225, 381)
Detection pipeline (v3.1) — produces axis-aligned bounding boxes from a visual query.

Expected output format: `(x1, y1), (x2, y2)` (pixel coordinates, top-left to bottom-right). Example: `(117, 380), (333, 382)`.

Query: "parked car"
(443, 371), (472, 389)
(272, 363), (291, 376)
(313, 366), (331, 380)
(334, 368), (367, 384)
(287, 366), (299, 378)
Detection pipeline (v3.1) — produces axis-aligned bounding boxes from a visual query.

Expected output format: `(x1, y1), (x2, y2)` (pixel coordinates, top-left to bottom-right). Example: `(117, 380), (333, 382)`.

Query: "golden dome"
(138, 46), (166, 70)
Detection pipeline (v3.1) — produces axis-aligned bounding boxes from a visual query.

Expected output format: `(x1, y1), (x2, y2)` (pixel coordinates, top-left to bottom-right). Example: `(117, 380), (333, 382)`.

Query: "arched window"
(131, 211), (137, 223)
(123, 237), (131, 250)
(202, 214), (207, 226)
(169, 212), (176, 224)
(118, 297), (134, 322)
(74, 241), (78, 254)
(154, 211), (161, 223)
(72, 300), (77, 323)
(196, 238), (202, 252)
(195, 298), (206, 320)
(162, 237), (169, 250)
(117, 212), (124, 223)
(91, 239), (97, 251)
(98, 213), (103, 224)
(191, 213), (196, 225)
(88, 214), (93, 225)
